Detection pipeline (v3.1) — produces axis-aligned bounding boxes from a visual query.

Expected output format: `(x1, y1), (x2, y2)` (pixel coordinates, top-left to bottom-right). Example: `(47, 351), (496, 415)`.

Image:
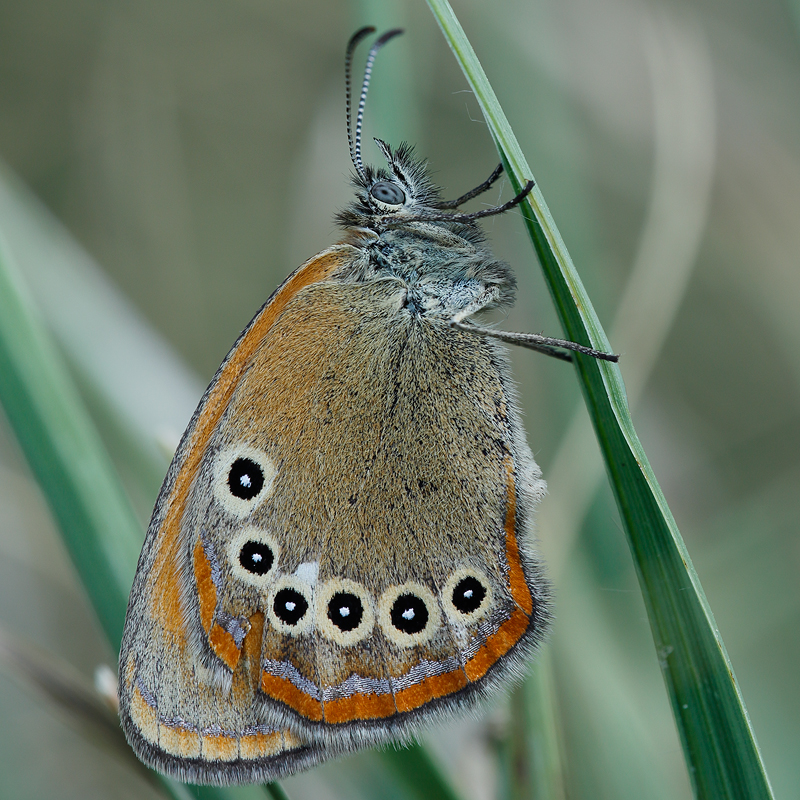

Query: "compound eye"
(370, 181), (406, 206)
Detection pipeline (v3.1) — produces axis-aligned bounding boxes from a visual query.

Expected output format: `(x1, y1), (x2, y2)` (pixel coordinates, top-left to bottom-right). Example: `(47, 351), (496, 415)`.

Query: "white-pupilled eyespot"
(268, 575), (314, 636)
(443, 567), (493, 625)
(378, 582), (440, 647)
(227, 526), (280, 586)
(316, 578), (375, 647)
(212, 445), (276, 518)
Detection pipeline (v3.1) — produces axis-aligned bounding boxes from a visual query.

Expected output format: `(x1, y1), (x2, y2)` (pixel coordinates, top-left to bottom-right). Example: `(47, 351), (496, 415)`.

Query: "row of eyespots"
(225, 528), (492, 648)
(213, 447), (492, 646)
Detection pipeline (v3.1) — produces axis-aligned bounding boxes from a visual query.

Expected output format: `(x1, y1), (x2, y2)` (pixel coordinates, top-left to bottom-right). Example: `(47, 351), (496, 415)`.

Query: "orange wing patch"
(193, 537), (217, 632)
(501, 464), (534, 615)
(159, 720), (202, 759)
(464, 609), (529, 682)
(393, 668), (469, 714)
(193, 536), (243, 670)
(201, 733), (239, 762)
(324, 690), (397, 723)
(208, 625), (241, 671)
(238, 730), (286, 759)
(261, 672), (324, 722)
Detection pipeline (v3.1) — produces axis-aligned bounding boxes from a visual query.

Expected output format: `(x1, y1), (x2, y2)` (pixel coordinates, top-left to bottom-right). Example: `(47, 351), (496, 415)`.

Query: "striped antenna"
(352, 28), (404, 179)
(345, 27), (375, 179)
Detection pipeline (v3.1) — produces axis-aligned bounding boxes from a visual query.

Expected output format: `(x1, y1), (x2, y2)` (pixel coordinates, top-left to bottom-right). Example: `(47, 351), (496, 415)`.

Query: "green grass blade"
(424, 2), (774, 798)
(379, 743), (461, 800)
(0, 239), (140, 650)
(0, 238), (278, 800)
(263, 782), (292, 800)
(0, 161), (204, 522)
(497, 652), (566, 800)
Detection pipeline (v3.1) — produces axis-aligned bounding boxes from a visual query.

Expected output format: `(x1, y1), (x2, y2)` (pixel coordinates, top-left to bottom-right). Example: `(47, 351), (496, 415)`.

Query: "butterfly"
(118, 26), (617, 785)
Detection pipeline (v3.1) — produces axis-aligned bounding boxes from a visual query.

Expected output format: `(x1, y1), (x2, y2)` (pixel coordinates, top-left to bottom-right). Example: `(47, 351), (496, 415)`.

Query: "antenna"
(351, 28), (404, 178)
(345, 27), (375, 178)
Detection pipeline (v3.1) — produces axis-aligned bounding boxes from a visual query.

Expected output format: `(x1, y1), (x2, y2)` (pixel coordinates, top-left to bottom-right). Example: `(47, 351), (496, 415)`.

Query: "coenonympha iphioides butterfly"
(118, 27), (618, 786)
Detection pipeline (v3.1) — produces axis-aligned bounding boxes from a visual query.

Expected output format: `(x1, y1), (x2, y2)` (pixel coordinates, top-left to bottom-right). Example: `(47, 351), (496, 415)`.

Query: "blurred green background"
(0, 0), (798, 798)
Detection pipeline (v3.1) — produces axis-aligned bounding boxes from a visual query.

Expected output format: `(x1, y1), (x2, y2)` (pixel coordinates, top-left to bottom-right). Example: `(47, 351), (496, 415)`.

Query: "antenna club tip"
(375, 28), (405, 46)
(347, 26), (377, 50)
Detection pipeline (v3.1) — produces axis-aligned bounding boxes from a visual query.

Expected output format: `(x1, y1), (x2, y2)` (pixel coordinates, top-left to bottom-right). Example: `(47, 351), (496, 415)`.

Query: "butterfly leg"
(451, 319), (619, 363)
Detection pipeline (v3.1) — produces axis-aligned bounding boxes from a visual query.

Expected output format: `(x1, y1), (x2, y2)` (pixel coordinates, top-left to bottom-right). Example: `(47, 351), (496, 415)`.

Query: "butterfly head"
(336, 27), (490, 239)
(336, 138), (454, 231)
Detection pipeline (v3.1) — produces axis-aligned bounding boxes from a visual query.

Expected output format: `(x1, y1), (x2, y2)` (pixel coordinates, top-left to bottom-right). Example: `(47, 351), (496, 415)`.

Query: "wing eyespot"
(268, 576), (315, 636)
(228, 457), (264, 500)
(390, 593), (428, 634)
(212, 445), (276, 518)
(273, 588), (309, 626)
(227, 527), (280, 586)
(239, 540), (274, 575)
(316, 579), (374, 646)
(442, 567), (493, 625)
(327, 591), (364, 633)
(378, 582), (440, 647)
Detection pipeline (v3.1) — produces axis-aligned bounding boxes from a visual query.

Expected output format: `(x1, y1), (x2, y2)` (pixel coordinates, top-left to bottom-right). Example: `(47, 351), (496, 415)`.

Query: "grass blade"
(497, 652), (566, 800)
(379, 743), (461, 800)
(424, 2), (774, 798)
(0, 238), (140, 650)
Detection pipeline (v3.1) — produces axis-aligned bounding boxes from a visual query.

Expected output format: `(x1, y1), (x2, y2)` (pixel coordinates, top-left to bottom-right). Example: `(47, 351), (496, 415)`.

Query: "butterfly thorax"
(342, 227), (516, 320)
(334, 142), (517, 319)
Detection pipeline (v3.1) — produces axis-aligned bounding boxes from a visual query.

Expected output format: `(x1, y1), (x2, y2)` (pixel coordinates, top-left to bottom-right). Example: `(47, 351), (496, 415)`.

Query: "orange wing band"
(324, 691), (397, 723)
(260, 673), (324, 722)
(502, 463), (534, 615)
(191, 537), (243, 670)
(394, 668), (468, 713)
(209, 624), (241, 671)
(193, 538), (217, 632)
